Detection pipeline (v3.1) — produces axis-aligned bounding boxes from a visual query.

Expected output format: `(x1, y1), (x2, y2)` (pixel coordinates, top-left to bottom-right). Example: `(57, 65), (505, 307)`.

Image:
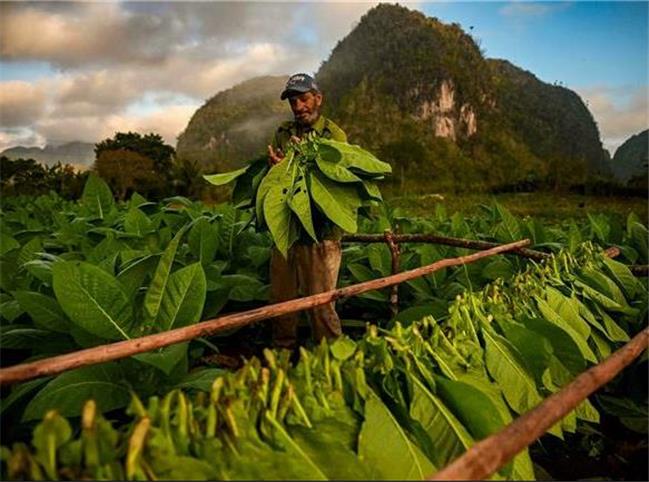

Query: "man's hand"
(267, 145), (284, 166)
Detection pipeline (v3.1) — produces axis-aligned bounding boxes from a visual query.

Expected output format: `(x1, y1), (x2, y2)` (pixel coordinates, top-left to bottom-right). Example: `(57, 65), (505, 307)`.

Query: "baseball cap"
(280, 73), (320, 100)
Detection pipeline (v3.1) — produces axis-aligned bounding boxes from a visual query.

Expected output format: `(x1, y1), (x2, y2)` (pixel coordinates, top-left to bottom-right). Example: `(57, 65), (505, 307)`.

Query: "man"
(266, 73), (347, 349)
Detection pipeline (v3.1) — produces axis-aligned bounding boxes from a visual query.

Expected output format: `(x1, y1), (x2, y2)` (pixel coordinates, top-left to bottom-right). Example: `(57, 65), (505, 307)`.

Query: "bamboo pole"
(429, 326), (649, 481)
(0, 239), (531, 386)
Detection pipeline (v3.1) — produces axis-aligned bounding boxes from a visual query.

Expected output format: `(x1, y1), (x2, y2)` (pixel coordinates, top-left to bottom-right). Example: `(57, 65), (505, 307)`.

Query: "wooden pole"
(429, 326), (649, 481)
(384, 229), (401, 317)
(344, 234), (623, 263)
(343, 233), (551, 261)
(0, 239), (531, 386)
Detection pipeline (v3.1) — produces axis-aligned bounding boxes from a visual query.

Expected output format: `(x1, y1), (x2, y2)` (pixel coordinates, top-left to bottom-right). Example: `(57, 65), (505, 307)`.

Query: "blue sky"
(421, 1), (647, 89)
(0, 1), (647, 154)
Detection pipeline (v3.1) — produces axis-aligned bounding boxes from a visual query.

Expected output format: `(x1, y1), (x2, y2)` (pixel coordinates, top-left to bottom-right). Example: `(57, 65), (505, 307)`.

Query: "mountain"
(178, 4), (609, 192)
(176, 76), (291, 170)
(0, 142), (95, 169)
(611, 129), (648, 185)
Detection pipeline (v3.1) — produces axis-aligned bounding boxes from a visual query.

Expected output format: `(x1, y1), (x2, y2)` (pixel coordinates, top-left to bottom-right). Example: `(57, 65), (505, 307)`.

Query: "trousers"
(270, 239), (343, 348)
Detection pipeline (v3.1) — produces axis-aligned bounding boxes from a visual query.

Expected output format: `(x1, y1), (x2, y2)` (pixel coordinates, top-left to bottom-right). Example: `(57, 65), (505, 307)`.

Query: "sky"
(0, 1), (647, 155)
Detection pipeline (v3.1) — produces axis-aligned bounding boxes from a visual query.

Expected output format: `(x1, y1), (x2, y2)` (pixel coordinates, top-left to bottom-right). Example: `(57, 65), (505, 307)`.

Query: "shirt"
(271, 115), (347, 153)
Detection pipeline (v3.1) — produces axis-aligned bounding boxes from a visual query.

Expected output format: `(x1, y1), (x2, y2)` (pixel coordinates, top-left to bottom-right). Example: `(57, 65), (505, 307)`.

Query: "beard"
(294, 106), (321, 127)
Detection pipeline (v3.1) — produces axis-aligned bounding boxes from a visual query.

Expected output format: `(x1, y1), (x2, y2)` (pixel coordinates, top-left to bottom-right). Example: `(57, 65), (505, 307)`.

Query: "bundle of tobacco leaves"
(204, 135), (391, 256)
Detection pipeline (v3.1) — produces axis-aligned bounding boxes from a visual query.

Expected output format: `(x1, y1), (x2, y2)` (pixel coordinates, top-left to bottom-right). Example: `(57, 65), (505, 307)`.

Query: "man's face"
(288, 91), (323, 126)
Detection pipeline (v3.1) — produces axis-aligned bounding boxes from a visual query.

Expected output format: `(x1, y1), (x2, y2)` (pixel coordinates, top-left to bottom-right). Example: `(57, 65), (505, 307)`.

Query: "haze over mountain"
(0, 142), (95, 169)
(177, 4), (611, 191)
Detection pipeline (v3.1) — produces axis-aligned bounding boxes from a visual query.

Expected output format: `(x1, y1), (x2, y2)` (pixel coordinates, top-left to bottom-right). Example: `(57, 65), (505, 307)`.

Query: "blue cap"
(280, 73), (320, 100)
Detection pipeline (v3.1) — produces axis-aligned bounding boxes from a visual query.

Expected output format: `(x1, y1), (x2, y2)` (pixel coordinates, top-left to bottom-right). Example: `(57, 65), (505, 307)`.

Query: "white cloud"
(0, 1), (379, 149)
(0, 81), (48, 126)
(577, 85), (649, 154)
(0, 128), (46, 152)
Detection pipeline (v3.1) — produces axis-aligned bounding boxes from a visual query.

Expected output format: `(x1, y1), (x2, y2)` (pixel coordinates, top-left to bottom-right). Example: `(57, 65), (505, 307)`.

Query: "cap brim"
(280, 86), (311, 100)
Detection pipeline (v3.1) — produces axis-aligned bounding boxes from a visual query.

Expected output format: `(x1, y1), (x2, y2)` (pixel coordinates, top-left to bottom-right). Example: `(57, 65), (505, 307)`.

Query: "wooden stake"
(429, 327), (649, 481)
(0, 239), (530, 386)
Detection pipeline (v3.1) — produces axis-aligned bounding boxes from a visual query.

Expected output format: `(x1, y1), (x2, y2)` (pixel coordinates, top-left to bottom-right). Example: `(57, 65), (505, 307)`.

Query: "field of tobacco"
(0, 172), (647, 479)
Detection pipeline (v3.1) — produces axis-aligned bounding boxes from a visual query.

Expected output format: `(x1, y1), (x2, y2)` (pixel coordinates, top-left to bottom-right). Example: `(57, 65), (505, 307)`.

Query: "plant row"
(2, 244), (646, 480)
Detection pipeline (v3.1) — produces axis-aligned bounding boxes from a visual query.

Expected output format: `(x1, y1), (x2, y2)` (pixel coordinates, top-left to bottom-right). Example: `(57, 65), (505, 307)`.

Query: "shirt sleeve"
(326, 120), (348, 143)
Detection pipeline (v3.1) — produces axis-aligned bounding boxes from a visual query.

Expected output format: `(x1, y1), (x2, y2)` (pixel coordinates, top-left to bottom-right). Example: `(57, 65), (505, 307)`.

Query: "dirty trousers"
(270, 240), (343, 348)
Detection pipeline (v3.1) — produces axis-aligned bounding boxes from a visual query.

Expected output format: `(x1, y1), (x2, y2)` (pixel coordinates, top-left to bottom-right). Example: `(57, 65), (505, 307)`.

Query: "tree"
(95, 149), (162, 201)
(94, 131), (175, 200)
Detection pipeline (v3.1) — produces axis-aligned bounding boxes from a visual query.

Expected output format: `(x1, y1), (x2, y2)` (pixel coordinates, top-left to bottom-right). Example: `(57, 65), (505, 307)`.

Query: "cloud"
(577, 85), (649, 154)
(0, 2), (185, 67)
(0, 1), (387, 149)
(0, 127), (46, 152)
(0, 81), (48, 126)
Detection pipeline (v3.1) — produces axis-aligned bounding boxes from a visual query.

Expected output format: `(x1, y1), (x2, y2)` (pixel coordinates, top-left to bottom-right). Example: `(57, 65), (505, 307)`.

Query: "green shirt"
(271, 115), (347, 152)
(271, 115), (348, 242)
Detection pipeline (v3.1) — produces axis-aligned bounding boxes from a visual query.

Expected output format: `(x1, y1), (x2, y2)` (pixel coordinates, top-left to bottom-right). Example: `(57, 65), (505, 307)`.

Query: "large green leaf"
(494, 203), (521, 243)
(601, 257), (643, 300)
(483, 329), (543, 414)
(435, 376), (506, 439)
(256, 153), (291, 225)
(456, 375), (536, 479)
(23, 363), (130, 420)
(319, 139), (392, 175)
(315, 147), (363, 183)
(534, 296), (597, 363)
(188, 217), (218, 266)
(53, 261), (133, 340)
(359, 389), (436, 479)
(579, 267), (628, 307)
(0, 377), (51, 415)
(408, 375), (473, 469)
(216, 204), (237, 258)
(117, 254), (159, 298)
(627, 220), (648, 263)
(574, 280), (638, 316)
(543, 288), (591, 339)
(498, 319), (553, 383)
(81, 173), (114, 218)
(520, 316), (586, 374)
(264, 182), (293, 257)
(124, 207), (153, 236)
(309, 171), (359, 233)
(134, 342), (188, 375)
(0, 233), (20, 256)
(287, 169), (317, 241)
(157, 262), (206, 331)
(173, 368), (227, 392)
(203, 165), (250, 186)
(144, 226), (188, 322)
(17, 237), (42, 266)
(13, 290), (70, 333)
(289, 409), (370, 480)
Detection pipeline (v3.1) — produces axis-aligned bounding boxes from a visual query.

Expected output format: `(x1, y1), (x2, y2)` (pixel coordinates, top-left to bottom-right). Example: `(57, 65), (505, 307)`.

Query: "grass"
(386, 191), (648, 225)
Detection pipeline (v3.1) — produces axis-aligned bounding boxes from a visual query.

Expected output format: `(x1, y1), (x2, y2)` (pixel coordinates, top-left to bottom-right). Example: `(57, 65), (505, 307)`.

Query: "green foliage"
(204, 136), (391, 257)
(3, 245), (646, 480)
(0, 156), (88, 199)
